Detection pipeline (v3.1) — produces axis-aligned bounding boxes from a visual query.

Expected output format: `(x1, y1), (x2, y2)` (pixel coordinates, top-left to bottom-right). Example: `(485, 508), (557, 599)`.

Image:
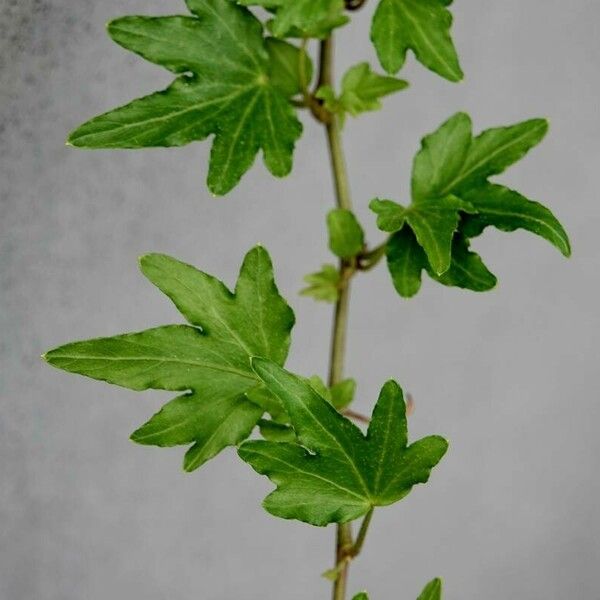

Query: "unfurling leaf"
(317, 63), (408, 122)
(239, 0), (348, 39)
(308, 375), (357, 410)
(373, 112), (570, 297)
(44, 247), (295, 471)
(371, 0), (463, 81)
(68, 0), (307, 195)
(417, 578), (443, 600)
(301, 264), (341, 303)
(238, 360), (448, 526)
(327, 209), (366, 258)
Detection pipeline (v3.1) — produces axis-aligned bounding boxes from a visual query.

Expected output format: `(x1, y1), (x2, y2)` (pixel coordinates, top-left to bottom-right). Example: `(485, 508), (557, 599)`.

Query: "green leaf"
(327, 209), (366, 258)
(386, 228), (496, 298)
(413, 113), (550, 200)
(352, 594), (369, 600)
(266, 38), (313, 97)
(418, 578), (443, 600)
(370, 195), (475, 275)
(308, 375), (356, 410)
(371, 0), (463, 81)
(238, 0), (348, 39)
(67, 0), (304, 195)
(330, 378), (356, 410)
(44, 247), (295, 471)
(259, 419), (296, 442)
(375, 112), (569, 293)
(301, 264), (341, 303)
(460, 183), (571, 257)
(317, 63), (408, 121)
(238, 360), (448, 526)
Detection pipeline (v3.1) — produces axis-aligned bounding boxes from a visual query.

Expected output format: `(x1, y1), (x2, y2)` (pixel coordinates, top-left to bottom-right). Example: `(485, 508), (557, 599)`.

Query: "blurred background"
(1, 0), (599, 598)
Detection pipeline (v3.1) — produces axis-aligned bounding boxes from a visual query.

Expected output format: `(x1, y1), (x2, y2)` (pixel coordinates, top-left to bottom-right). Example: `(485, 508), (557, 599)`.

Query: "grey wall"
(1, 1), (599, 598)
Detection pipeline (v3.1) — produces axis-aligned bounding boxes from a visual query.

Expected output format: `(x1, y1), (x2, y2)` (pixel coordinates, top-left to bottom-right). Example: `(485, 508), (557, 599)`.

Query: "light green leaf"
(418, 578), (443, 600)
(327, 209), (366, 258)
(301, 264), (341, 303)
(67, 0), (303, 195)
(371, 0), (462, 81)
(317, 63), (408, 121)
(370, 195), (475, 275)
(308, 375), (356, 410)
(352, 594), (369, 600)
(238, 0), (348, 39)
(460, 183), (571, 257)
(44, 247), (295, 470)
(266, 38), (313, 97)
(386, 227), (496, 298)
(238, 360), (448, 526)
(259, 419), (296, 442)
(331, 378), (356, 410)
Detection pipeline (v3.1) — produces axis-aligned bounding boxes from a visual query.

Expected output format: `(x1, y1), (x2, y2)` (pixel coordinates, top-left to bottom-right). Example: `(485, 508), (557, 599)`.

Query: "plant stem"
(318, 35), (356, 600)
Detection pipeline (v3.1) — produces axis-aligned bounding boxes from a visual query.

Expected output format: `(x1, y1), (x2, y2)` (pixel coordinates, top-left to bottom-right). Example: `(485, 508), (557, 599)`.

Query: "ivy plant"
(45, 0), (571, 598)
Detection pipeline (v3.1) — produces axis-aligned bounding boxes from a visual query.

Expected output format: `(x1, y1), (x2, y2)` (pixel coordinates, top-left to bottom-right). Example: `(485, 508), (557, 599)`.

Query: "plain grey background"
(1, 0), (599, 598)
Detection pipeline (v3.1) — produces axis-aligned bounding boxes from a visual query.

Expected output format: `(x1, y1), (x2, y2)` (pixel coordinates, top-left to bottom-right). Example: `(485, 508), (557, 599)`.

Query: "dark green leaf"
(67, 0), (303, 195)
(44, 247), (295, 470)
(386, 228), (496, 298)
(238, 0), (348, 39)
(238, 360), (448, 526)
(327, 209), (366, 258)
(301, 264), (341, 303)
(371, 0), (462, 81)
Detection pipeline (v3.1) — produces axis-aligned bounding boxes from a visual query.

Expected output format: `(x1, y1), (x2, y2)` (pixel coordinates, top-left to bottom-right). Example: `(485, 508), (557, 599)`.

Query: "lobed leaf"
(374, 112), (569, 298)
(45, 247), (295, 470)
(371, 0), (463, 81)
(238, 360), (448, 526)
(238, 0), (348, 39)
(317, 63), (408, 122)
(67, 0), (307, 195)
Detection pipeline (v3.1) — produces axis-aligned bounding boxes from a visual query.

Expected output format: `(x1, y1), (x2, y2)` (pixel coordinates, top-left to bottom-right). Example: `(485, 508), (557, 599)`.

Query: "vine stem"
(318, 35), (357, 600)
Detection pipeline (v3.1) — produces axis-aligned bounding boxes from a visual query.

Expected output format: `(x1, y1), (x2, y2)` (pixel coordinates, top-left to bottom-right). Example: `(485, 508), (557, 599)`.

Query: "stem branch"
(317, 35), (359, 600)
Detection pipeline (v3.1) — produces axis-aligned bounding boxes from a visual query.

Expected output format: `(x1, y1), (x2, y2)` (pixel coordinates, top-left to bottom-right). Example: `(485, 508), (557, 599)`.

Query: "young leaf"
(352, 594), (369, 600)
(327, 209), (366, 258)
(238, 0), (348, 39)
(371, 0), (463, 81)
(259, 419), (296, 442)
(301, 264), (341, 303)
(317, 63), (408, 122)
(386, 227), (497, 298)
(418, 578), (443, 600)
(266, 38), (314, 97)
(67, 0), (305, 195)
(370, 195), (475, 275)
(238, 360), (448, 526)
(373, 112), (570, 291)
(44, 247), (295, 471)
(308, 375), (357, 410)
